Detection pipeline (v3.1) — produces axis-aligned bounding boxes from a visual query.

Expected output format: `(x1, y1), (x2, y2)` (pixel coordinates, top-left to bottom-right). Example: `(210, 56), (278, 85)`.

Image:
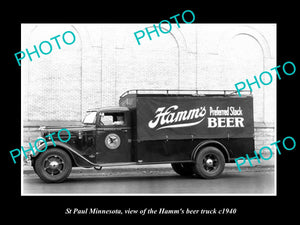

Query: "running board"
(96, 160), (193, 168)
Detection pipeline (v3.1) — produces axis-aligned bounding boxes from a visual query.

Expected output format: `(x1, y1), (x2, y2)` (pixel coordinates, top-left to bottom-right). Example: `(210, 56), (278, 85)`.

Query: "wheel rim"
(202, 153), (220, 172)
(43, 155), (65, 176)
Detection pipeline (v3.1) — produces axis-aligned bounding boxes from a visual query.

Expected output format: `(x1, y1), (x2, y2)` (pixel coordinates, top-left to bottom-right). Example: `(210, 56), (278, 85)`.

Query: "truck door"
(95, 111), (132, 163)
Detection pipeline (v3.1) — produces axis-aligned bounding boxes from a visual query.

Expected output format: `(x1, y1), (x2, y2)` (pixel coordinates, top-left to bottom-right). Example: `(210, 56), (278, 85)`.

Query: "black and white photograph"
(20, 23), (277, 195)
(4, 3), (299, 221)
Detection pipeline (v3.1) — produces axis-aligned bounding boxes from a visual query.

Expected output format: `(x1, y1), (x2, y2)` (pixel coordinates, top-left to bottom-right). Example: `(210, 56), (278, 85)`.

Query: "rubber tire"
(193, 146), (225, 179)
(171, 163), (194, 176)
(34, 148), (72, 183)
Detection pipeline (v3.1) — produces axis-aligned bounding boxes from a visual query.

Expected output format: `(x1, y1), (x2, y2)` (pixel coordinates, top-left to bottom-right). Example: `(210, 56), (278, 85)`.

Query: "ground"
(22, 164), (275, 195)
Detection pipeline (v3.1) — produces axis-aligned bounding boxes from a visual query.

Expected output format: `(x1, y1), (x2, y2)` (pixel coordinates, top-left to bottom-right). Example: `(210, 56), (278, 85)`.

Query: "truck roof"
(87, 106), (129, 113)
(120, 89), (252, 98)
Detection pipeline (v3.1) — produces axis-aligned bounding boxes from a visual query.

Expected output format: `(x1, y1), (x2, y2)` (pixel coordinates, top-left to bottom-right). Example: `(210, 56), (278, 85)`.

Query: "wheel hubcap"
(43, 155), (64, 176)
(203, 154), (219, 172)
(206, 158), (214, 166)
(49, 161), (59, 168)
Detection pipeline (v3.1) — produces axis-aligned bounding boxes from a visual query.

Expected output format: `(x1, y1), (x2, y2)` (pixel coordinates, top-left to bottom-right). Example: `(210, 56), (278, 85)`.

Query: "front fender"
(31, 141), (98, 168)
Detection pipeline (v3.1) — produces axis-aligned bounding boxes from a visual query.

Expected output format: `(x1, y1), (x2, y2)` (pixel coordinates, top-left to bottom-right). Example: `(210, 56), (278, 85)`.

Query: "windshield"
(83, 111), (97, 124)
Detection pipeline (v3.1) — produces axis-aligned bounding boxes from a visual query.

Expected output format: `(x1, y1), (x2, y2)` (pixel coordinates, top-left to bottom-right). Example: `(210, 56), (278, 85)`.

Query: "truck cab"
(31, 89), (254, 183)
(83, 107), (133, 164)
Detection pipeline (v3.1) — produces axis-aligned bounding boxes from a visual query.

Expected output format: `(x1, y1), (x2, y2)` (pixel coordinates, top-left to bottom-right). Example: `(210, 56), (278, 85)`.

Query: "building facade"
(21, 23), (276, 159)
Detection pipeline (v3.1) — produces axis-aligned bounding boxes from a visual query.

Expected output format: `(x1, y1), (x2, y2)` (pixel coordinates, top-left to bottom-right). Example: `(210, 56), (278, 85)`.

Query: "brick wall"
(254, 123), (276, 158)
(21, 24), (276, 161)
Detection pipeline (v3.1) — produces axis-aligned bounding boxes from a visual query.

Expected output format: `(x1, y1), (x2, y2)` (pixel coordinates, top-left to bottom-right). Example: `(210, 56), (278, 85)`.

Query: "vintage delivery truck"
(31, 89), (254, 183)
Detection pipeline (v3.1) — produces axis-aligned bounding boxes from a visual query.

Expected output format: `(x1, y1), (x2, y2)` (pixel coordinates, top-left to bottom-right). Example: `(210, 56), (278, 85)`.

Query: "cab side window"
(113, 114), (125, 125)
(101, 115), (114, 125)
(99, 112), (125, 126)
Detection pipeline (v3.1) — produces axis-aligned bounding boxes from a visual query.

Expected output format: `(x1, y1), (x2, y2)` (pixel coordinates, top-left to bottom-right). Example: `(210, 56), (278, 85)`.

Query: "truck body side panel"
(135, 96), (253, 141)
(121, 94), (255, 162)
(135, 139), (223, 163)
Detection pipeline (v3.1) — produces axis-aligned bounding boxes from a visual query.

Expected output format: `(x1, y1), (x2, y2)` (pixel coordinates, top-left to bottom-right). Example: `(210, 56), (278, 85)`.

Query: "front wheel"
(193, 146), (225, 179)
(34, 148), (72, 183)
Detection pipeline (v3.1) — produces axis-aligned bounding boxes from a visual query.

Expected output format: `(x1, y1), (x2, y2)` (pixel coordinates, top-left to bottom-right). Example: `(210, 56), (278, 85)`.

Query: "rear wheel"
(193, 146), (225, 179)
(171, 162), (194, 176)
(34, 148), (72, 183)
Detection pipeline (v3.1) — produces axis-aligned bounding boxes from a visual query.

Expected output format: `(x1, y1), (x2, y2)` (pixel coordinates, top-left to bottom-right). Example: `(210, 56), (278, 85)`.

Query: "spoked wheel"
(34, 148), (72, 183)
(193, 146), (225, 179)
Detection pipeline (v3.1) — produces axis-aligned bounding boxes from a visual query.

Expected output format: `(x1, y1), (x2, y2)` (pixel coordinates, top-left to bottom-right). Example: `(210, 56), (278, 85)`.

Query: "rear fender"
(191, 140), (231, 163)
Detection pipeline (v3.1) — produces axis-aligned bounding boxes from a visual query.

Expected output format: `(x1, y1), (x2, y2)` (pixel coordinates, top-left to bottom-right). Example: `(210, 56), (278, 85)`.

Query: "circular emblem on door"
(105, 133), (121, 150)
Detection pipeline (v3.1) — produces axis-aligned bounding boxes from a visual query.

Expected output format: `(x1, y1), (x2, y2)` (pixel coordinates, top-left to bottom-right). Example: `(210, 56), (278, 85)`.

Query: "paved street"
(22, 165), (275, 195)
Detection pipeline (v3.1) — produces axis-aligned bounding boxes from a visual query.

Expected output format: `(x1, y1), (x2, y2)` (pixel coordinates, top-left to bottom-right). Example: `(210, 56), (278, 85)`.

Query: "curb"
(23, 162), (274, 175)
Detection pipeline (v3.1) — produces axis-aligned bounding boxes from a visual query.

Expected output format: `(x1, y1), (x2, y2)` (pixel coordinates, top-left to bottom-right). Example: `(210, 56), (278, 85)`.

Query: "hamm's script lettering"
(148, 105), (245, 130)
(148, 105), (206, 130)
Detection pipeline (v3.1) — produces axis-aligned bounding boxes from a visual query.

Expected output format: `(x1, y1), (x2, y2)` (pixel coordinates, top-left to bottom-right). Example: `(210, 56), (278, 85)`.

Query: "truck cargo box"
(119, 90), (254, 163)
(120, 90), (253, 141)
